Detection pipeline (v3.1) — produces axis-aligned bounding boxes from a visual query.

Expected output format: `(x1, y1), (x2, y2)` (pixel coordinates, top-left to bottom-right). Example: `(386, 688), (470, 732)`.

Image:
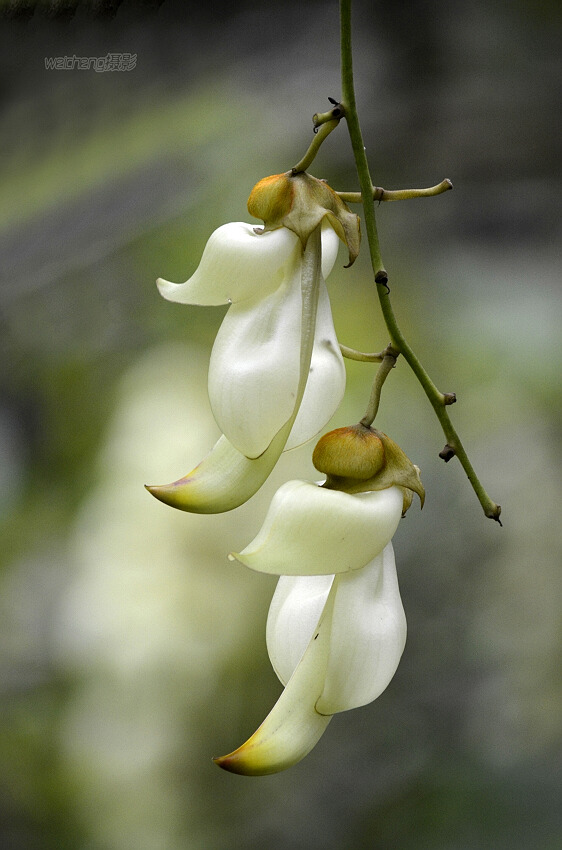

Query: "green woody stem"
(339, 0), (501, 523)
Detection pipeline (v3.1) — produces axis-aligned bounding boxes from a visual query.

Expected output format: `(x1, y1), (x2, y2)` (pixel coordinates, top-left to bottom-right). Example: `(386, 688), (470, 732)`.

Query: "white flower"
(157, 220), (344, 458)
(147, 220), (345, 513)
(215, 483), (407, 775)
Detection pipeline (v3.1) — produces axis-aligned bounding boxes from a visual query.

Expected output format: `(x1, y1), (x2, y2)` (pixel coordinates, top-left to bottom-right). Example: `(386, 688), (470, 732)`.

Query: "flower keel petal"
(145, 424), (290, 514)
(214, 578), (336, 775)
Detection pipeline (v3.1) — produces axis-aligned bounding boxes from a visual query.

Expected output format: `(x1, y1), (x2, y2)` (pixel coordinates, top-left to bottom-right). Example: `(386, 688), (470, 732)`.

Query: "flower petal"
(157, 222), (301, 306)
(285, 276), (345, 450)
(320, 219), (340, 279)
(266, 574), (333, 686)
(317, 542), (407, 714)
(145, 423), (291, 514)
(230, 482), (404, 575)
(213, 579), (336, 775)
(208, 265), (302, 458)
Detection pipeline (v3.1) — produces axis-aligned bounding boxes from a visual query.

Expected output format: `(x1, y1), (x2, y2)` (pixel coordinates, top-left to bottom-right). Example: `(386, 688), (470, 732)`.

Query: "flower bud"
(313, 424), (385, 480)
(248, 171), (360, 266)
(313, 423), (425, 511)
(247, 173), (293, 224)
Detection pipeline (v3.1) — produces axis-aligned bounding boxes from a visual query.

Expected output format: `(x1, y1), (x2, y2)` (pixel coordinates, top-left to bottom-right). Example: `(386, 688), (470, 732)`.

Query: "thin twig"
(338, 179), (452, 203)
(340, 344), (385, 362)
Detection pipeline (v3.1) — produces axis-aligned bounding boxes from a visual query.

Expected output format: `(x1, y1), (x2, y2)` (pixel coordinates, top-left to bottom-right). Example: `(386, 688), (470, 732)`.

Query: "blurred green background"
(0, 1), (560, 848)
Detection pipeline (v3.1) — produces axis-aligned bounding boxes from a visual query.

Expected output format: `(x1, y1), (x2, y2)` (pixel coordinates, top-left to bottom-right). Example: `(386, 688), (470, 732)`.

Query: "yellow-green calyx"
(313, 424), (424, 512)
(248, 171), (361, 266)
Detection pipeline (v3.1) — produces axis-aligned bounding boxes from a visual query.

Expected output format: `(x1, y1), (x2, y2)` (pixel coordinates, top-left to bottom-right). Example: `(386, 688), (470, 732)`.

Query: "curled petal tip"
(212, 753), (244, 774)
(212, 745), (277, 777)
(155, 276), (180, 299)
(144, 471), (240, 515)
(212, 705), (331, 776)
(145, 429), (288, 515)
(144, 479), (193, 509)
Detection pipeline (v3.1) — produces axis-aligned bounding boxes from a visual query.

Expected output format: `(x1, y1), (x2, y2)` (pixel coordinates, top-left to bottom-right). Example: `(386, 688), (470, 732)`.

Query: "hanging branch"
(339, 0), (501, 524)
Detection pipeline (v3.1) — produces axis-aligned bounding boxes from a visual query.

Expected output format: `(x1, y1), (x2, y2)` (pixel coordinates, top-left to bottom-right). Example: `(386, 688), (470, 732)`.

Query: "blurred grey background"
(0, 1), (560, 848)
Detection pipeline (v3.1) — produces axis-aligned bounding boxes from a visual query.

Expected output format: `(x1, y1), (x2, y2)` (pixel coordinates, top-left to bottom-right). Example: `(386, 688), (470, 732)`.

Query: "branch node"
(443, 392), (457, 405)
(439, 444), (456, 462)
(313, 103), (344, 129)
(486, 504), (503, 526)
(375, 270), (389, 293)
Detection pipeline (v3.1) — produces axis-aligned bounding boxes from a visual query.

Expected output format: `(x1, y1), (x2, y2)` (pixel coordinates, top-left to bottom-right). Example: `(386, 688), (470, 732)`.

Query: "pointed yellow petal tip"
(212, 731), (310, 776)
(144, 477), (194, 510)
(212, 736), (284, 776)
(212, 747), (267, 777)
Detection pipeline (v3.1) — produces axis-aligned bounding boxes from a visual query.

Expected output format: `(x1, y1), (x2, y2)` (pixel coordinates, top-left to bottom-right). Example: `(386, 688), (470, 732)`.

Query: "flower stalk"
(359, 344), (399, 428)
(292, 116), (341, 174)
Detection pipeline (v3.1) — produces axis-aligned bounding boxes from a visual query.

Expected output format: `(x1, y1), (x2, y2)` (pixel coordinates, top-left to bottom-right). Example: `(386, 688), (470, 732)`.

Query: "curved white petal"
(208, 266), (302, 459)
(266, 574), (333, 686)
(317, 542), (407, 714)
(145, 421), (291, 514)
(231, 482), (404, 575)
(157, 222), (301, 306)
(285, 277), (345, 450)
(320, 220), (340, 279)
(214, 580), (336, 775)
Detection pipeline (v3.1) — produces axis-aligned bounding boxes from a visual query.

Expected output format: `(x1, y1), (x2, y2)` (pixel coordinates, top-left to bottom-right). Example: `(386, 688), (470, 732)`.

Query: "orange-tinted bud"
(313, 424), (385, 480)
(313, 423), (425, 511)
(247, 171), (360, 266)
(247, 173), (294, 225)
